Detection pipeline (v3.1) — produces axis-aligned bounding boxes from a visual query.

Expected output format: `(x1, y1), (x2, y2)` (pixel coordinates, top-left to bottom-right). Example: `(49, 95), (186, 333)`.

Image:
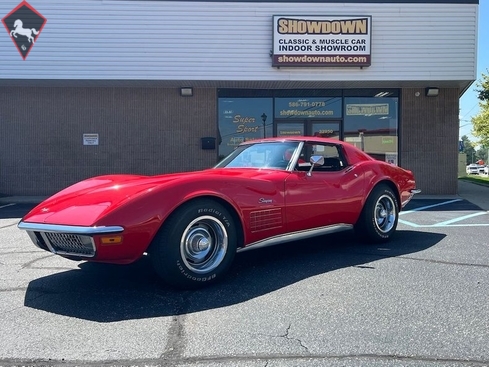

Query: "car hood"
(21, 168), (284, 226)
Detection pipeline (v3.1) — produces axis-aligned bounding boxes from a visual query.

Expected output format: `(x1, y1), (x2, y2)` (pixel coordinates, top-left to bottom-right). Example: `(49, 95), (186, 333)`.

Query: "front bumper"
(18, 221), (124, 258)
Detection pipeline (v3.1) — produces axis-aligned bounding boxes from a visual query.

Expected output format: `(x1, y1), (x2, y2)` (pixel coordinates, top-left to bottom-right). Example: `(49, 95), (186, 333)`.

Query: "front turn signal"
(100, 235), (123, 245)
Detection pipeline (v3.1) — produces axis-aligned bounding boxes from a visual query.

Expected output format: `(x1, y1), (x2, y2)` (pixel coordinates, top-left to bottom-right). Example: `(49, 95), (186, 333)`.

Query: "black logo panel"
(2, 1), (47, 60)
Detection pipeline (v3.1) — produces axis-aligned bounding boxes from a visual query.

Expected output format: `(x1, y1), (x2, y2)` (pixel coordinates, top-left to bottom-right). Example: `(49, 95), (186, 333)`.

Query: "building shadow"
(403, 198), (483, 212)
(0, 203), (37, 219)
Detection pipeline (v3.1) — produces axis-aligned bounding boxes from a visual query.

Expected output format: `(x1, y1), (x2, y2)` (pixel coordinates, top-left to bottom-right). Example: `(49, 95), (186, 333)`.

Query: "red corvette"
(18, 137), (419, 289)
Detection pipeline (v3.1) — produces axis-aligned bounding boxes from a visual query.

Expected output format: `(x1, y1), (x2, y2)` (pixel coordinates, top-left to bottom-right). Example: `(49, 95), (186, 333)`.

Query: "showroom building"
(0, 0), (478, 196)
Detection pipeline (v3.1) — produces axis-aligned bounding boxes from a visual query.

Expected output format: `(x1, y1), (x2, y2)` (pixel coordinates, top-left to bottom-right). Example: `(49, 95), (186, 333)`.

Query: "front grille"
(43, 232), (95, 257)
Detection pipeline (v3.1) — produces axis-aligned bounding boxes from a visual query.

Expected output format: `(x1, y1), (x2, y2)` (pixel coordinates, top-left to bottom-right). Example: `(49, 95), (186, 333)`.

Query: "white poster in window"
(385, 152), (398, 166)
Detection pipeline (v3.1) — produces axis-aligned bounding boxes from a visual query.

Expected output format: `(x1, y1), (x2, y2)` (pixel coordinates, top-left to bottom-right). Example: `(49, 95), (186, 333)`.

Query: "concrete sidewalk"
(1, 179), (488, 210)
(410, 180), (489, 211)
(455, 179), (489, 211)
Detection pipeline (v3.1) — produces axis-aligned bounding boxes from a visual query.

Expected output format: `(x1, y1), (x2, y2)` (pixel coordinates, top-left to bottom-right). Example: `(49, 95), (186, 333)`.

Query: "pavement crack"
(21, 253), (56, 269)
(282, 323), (309, 353)
(0, 223), (18, 229)
(335, 250), (489, 269)
(397, 255), (489, 269)
(0, 250), (47, 255)
(0, 286), (28, 293)
(5, 353), (488, 366)
(254, 323), (310, 354)
(159, 292), (190, 364)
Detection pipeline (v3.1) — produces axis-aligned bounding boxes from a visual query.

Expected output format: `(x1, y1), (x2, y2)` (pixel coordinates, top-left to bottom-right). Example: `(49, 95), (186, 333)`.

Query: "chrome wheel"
(150, 199), (237, 289)
(374, 194), (396, 233)
(180, 215), (228, 274)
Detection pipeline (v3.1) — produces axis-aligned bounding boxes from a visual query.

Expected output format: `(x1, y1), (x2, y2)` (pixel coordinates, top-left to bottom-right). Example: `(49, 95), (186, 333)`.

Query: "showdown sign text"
(272, 15), (372, 67)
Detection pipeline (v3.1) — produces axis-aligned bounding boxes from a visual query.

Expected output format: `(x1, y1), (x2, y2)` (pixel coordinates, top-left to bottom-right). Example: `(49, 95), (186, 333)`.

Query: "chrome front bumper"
(18, 221), (123, 258)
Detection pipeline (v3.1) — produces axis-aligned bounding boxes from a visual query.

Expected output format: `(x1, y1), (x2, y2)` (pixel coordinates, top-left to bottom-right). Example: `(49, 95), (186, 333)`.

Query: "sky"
(459, 1), (489, 142)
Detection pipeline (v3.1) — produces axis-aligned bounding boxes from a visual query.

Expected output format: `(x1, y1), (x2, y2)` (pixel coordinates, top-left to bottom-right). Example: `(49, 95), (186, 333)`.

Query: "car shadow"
(24, 230), (445, 322)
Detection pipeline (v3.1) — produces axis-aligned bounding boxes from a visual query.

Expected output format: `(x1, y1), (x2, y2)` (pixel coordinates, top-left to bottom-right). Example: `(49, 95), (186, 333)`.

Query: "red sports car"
(18, 137), (420, 289)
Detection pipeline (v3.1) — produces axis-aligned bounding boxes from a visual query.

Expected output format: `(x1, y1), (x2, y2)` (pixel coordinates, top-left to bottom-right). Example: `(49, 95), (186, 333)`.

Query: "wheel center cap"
(197, 237), (210, 251)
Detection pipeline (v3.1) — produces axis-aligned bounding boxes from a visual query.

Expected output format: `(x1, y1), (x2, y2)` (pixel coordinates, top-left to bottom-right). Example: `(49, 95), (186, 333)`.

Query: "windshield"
(215, 141), (301, 170)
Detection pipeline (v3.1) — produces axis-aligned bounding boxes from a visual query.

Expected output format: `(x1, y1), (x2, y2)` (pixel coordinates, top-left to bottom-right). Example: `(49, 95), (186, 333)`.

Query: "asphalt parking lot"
(0, 197), (488, 367)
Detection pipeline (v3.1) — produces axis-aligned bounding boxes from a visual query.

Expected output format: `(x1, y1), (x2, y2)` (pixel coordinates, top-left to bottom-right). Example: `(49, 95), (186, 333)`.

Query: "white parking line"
(399, 199), (462, 215)
(0, 203), (16, 209)
(435, 212), (487, 226)
(399, 199), (489, 228)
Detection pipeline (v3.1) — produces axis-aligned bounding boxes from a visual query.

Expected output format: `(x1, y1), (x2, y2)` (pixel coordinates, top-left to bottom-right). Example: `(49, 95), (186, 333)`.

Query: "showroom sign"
(272, 15), (371, 67)
(346, 103), (389, 116)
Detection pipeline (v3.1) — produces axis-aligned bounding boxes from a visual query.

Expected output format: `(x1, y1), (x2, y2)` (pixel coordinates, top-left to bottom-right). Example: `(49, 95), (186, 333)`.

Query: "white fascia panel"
(0, 1), (478, 84)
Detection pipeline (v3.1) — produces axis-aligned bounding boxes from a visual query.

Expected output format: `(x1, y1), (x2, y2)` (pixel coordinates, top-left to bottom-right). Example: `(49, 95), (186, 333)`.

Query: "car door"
(284, 143), (365, 232)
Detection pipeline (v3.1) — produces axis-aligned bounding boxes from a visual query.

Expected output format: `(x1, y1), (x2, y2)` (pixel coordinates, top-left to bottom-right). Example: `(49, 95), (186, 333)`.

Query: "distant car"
(466, 164), (481, 175)
(18, 137), (420, 289)
(484, 166), (489, 175)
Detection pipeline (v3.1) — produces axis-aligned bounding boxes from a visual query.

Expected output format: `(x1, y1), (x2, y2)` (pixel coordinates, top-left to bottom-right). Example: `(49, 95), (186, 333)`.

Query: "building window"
(217, 91), (399, 165)
(274, 97), (342, 119)
(218, 98), (273, 159)
(343, 97), (399, 165)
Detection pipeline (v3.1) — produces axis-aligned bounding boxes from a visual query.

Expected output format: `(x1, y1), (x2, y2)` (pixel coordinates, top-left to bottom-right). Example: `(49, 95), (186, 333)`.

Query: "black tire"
(149, 199), (237, 289)
(355, 184), (399, 243)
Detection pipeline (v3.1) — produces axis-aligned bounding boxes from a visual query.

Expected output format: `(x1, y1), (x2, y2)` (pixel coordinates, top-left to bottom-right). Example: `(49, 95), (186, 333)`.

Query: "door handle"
(344, 166), (359, 177)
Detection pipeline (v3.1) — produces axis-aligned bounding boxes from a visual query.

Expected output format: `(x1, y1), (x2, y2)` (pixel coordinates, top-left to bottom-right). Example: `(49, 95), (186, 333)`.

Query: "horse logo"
(2, 1), (47, 59)
(10, 19), (39, 43)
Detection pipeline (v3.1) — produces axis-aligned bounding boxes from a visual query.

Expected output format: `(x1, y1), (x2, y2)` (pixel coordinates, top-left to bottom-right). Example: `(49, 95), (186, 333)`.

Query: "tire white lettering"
(197, 208), (232, 227)
(176, 260), (216, 282)
(198, 208), (222, 216)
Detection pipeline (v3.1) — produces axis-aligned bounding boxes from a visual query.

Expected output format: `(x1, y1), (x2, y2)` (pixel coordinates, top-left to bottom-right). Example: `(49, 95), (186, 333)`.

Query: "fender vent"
(250, 208), (283, 232)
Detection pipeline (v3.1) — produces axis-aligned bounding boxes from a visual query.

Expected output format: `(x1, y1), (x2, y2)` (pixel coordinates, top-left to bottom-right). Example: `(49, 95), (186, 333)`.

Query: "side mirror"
(307, 155), (324, 176)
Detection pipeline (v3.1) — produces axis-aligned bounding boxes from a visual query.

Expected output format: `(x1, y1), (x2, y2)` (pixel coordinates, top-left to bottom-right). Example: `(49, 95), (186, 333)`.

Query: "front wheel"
(150, 199), (237, 289)
(355, 184), (399, 243)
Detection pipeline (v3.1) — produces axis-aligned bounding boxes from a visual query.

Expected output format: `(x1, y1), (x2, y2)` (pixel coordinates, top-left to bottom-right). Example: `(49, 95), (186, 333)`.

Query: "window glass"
(311, 122), (340, 139)
(275, 97), (342, 119)
(296, 142), (345, 172)
(215, 141), (300, 170)
(276, 122), (304, 137)
(218, 98), (273, 159)
(343, 97), (398, 165)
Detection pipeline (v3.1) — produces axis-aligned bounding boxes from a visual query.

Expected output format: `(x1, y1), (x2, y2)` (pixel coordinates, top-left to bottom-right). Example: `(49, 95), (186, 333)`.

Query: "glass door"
(276, 122), (304, 137)
(275, 120), (341, 140)
(310, 121), (341, 140)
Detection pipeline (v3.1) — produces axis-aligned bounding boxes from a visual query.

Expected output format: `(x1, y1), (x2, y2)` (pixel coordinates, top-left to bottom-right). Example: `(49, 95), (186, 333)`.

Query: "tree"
(476, 69), (489, 101)
(476, 146), (488, 163)
(472, 108), (489, 148)
(471, 70), (489, 147)
(461, 135), (477, 164)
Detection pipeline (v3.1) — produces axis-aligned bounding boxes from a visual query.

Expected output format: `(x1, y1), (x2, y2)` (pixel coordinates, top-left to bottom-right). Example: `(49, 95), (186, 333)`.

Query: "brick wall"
(400, 88), (460, 195)
(0, 86), (461, 196)
(0, 87), (218, 196)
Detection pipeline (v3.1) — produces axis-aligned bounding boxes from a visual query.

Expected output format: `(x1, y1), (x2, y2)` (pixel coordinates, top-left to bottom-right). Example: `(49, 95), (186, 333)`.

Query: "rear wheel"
(355, 184), (399, 243)
(150, 199), (237, 289)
